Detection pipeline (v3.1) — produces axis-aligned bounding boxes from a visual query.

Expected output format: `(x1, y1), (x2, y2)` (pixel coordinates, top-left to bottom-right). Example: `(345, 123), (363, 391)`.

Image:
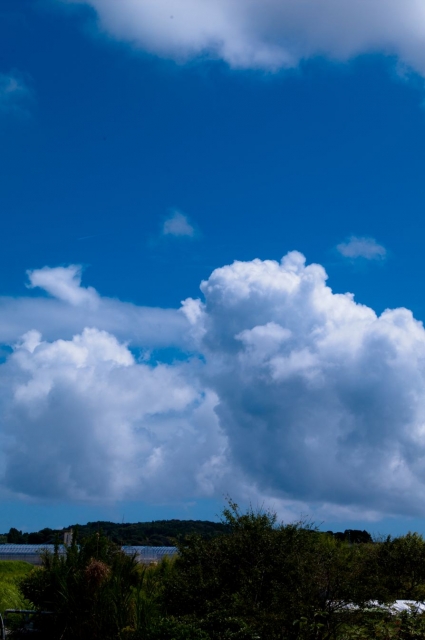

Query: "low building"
(0, 544), (177, 565)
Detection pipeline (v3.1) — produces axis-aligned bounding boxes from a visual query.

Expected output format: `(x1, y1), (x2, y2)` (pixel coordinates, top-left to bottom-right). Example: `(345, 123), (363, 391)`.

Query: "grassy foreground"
(0, 560), (32, 614)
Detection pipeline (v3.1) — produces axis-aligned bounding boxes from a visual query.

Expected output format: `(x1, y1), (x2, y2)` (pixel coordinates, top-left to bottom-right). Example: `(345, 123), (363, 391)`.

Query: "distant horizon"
(0, 502), (421, 540)
(0, 514), (399, 540)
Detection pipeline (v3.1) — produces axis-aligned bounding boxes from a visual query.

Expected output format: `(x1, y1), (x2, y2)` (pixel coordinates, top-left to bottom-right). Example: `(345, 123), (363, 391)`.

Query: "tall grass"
(0, 560), (33, 614)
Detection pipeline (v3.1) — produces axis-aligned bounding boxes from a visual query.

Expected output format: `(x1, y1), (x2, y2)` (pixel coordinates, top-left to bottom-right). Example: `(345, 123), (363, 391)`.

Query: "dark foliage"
(4, 520), (228, 546)
(7, 528), (26, 544)
(331, 530), (373, 545)
(75, 519), (229, 546)
(159, 501), (376, 640)
(14, 503), (425, 640)
(19, 531), (142, 640)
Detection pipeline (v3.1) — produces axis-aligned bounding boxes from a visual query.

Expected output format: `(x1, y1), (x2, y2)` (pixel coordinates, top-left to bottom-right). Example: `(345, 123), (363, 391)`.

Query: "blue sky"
(2, 0), (425, 535)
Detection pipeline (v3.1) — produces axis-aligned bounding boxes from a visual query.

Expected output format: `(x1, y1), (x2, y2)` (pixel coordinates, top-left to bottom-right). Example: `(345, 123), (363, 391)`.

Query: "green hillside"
(3, 519), (229, 546)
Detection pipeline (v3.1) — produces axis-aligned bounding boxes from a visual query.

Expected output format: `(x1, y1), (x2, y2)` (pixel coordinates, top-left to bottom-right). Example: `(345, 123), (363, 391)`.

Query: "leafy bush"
(19, 531), (150, 639)
(160, 500), (373, 639)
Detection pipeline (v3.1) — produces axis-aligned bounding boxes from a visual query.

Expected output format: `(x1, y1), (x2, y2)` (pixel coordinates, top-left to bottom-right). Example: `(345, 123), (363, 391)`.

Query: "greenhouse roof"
(0, 545), (65, 554)
(0, 544), (177, 555)
(122, 546), (177, 556)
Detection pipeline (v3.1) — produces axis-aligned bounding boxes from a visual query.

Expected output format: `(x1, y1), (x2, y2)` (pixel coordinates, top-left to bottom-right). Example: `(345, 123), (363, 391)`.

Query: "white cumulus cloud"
(3, 254), (425, 520)
(60, 0), (425, 74)
(184, 251), (425, 517)
(337, 236), (387, 260)
(0, 327), (226, 502)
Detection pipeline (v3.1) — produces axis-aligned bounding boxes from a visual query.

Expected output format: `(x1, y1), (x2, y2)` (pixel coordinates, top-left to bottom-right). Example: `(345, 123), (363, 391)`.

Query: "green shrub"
(19, 532), (146, 639)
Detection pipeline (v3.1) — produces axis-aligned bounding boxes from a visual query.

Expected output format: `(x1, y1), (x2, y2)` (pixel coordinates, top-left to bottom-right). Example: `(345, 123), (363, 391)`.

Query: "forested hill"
(73, 519), (230, 546)
(3, 519), (229, 546)
(3, 521), (372, 547)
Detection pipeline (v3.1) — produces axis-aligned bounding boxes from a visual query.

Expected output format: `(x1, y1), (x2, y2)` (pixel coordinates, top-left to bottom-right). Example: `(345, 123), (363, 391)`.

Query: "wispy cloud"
(162, 211), (196, 238)
(337, 236), (387, 261)
(26, 265), (99, 307)
(0, 72), (32, 115)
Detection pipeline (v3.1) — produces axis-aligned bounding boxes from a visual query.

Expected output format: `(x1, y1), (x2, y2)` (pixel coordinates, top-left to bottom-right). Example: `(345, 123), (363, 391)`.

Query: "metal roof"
(0, 544), (177, 556)
(122, 546), (177, 557)
(0, 545), (66, 554)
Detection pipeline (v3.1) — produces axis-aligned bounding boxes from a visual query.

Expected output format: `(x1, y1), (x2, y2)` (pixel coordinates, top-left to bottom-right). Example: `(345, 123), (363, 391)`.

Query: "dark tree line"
(3, 523), (373, 547)
(328, 530), (373, 545)
(3, 520), (229, 546)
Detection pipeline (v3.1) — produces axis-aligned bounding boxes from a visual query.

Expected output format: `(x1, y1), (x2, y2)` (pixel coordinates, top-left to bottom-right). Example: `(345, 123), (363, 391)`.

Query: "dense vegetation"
(5, 502), (425, 638)
(0, 560), (32, 614)
(3, 519), (229, 546)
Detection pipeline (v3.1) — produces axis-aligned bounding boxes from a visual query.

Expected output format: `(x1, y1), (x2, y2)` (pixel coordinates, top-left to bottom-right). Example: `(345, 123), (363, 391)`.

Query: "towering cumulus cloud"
(62, 0), (425, 74)
(183, 252), (425, 517)
(0, 327), (225, 503)
(1, 254), (425, 519)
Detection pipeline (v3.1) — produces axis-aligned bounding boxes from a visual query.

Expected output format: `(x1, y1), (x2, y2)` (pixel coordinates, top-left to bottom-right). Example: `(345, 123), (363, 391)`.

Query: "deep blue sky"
(2, 0), (425, 535)
(3, 1), (425, 313)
